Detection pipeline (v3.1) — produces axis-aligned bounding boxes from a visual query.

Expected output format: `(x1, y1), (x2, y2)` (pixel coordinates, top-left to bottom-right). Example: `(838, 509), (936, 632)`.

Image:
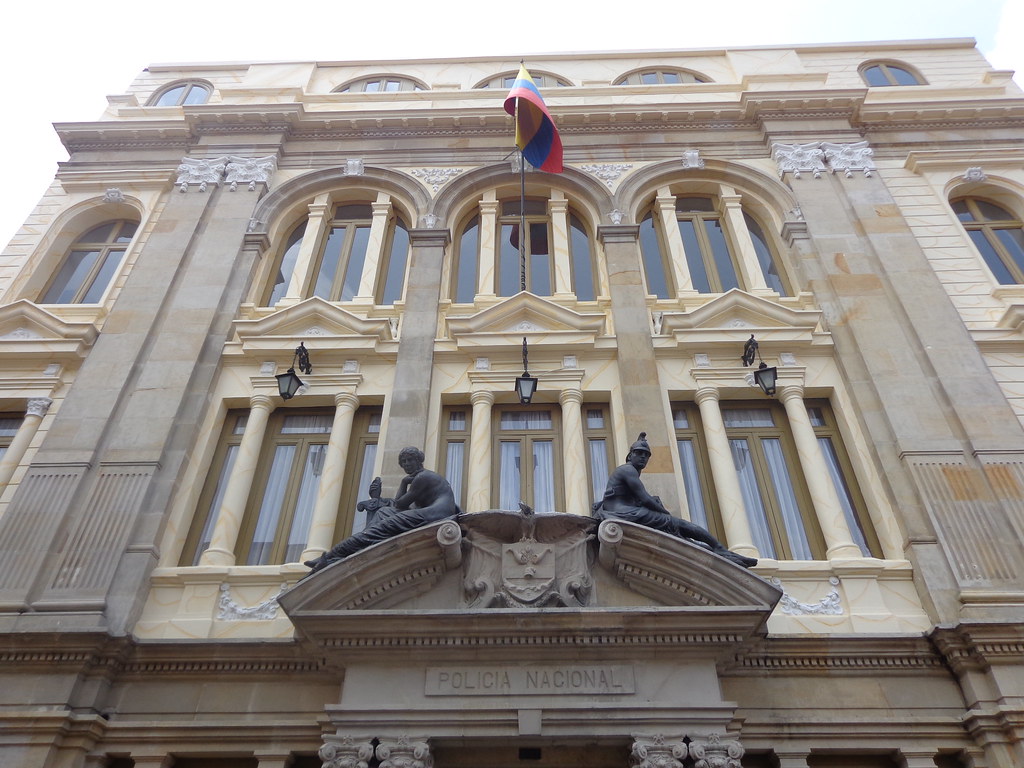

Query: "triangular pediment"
(446, 293), (606, 353)
(231, 296), (394, 356)
(0, 300), (98, 360)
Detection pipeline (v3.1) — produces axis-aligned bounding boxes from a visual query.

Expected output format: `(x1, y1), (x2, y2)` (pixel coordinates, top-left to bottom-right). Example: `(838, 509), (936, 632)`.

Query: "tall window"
(40, 220), (138, 304)
(150, 81), (212, 106)
(951, 197), (1024, 284)
(312, 204), (373, 301)
(264, 222), (306, 306)
(442, 407), (470, 507)
(639, 194), (788, 297)
(583, 406), (614, 503)
(339, 408), (383, 535)
(672, 404), (724, 541)
(0, 414), (23, 464)
(860, 62), (923, 87)
(494, 408), (563, 513)
(452, 195), (596, 301)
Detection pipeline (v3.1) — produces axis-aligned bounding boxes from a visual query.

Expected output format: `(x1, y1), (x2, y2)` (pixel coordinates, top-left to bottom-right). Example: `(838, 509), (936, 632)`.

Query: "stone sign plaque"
(425, 665), (635, 696)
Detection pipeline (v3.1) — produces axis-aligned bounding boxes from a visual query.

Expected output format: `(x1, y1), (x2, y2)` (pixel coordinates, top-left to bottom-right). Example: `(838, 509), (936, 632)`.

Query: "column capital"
(558, 387), (584, 406)
(470, 389), (496, 407)
(688, 733), (744, 768)
(376, 736), (433, 768)
(597, 224), (640, 244)
(777, 383), (805, 403)
(695, 386), (721, 405)
(334, 391), (360, 410)
(479, 199), (500, 214)
(371, 200), (393, 216)
(320, 737), (375, 768)
(250, 393), (275, 411)
(408, 228), (451, 248)
(631, 736), (687, 768)
(547, 198), (569, 214)
(25, 397), (53, 418)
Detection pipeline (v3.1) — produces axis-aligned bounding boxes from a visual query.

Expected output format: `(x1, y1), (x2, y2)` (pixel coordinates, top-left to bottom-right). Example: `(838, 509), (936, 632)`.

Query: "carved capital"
(376, 736), (433, 768)
(250, 393), (275, 412)
(771, 142), (825, 179)
(25, 397), (53, 419)
(688, 733), (744, 768)
(319, 736), (375, 768)
(630, 735), (688, 768)
(821, 140), (875, 178)
(334, 391), (361, 411)
(225, 155), (277, 191)
(175, 156), (228, 192)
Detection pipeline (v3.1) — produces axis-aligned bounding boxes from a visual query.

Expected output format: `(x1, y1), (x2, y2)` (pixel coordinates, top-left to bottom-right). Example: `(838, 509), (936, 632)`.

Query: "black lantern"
(741, 334), (778, 396)
(515, 337), (538, 404)
(276, 342), (312, 400)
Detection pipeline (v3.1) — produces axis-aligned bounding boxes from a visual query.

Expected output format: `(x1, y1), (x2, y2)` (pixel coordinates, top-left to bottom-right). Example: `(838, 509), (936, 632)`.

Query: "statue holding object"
(593, 432), (758, 568)
(304, 446), (461, 574)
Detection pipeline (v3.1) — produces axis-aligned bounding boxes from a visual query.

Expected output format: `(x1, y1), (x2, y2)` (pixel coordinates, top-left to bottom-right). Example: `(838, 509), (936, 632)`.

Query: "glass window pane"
(191, 445), (239, 565)
(570, 215), (595, 301)
(340, 225), (371, 301)
(80, 249), (125, 303)
(745, 214), (786, 295)
(156, 85), (186, 106)
(976, 200), (1013, 221)
(863, 66), (889, 86)
(445, 442), (464, 506)
(818, 437), (872, 556)
(890, 66), (919, 86)
(364, 80), (381, 92)
(676, 197), (716, 213)
(951, 200), (974, 221)
(381, 221), (409, 304)
(280, 413), (332, 434)
(267, 223), (305, 306)
(114, 221), (138, 242)
(499, 223), (521, 296)
(42, 250), (101, 303)
(662, 72), (681, 84)
(500, 411), (553, 430)
(284, 443), (328, 562)
(384, 80), (401, 92)
(705, 219), (739, 291)
(762, 438), (813, 559)
(672, 409), (690, 429)
(730, 439), (777, 558)
(806, 407), (826, 427)
(639, 215), (670, 298)
(182, 85), (209, 105)
(969, 230), (1016, 284)
(722, 408), (774, 428)
(588, 438), (609, 501)
(247, 445), (297, 565)
(677, 219), (711, 293)
(448, 411), (467, 430)
(368, 413), (382, 433)
(80, 223), (117, 242)
(313, 227), (346, 299)
(336, 204), (373, 219)
(232, 414), (249, 435)
(0, 417), (22, 437)
(677, 439), (709, 530)
(585, 409), (604, 429)
(996, 228), (1024, 275)
(529, 221), (551, 295)
(641, 72), (659, 84)
(351, 443), (378, 532)
(532, 440), (555, 512)
(456, 216), (479, 303)
(499, 441), (522, 510)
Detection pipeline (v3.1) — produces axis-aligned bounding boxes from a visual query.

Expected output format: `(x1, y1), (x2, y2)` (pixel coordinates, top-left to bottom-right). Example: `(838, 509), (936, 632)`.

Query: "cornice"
(724, 635), (945, 674)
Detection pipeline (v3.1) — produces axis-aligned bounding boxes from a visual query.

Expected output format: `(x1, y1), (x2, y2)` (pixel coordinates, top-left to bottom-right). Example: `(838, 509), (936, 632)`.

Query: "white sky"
(2, 0), (1021, 249)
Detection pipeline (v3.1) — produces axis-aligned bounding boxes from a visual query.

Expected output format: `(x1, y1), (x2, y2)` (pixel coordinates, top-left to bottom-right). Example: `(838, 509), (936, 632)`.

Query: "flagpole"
(515, 63), (527, 294)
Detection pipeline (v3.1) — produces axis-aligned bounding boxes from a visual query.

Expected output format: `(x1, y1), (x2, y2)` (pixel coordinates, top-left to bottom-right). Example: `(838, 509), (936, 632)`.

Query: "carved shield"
(501, 542), (555, 604)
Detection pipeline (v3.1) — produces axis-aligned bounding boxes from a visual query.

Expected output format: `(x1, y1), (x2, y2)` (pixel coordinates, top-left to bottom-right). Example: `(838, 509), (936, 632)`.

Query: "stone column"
(687, 733), (744, 768)
(695, 386), (758, 557)
(778, 384), (862, 559)
(301, 391), (360, 562)
(376, 737), (433, 768)
(654, 188), (693, 294)
(284, 192), (333, 301)
(466, 390), (495, 514)
(319, 737), (376, 768)
(718, 186), (768, 292)
(631, 736), (688, 768)
(354, 193), (393, 303)
(548, 194), (574, 298)
(200, 393), (275, 566)
(559, 387), (590, 515)
(477, 195), (499, 300)
(0, 398), (51, 489)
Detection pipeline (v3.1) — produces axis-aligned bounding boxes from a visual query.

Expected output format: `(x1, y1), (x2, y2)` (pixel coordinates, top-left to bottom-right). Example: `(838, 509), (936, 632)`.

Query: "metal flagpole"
(516, 61), (527, 294)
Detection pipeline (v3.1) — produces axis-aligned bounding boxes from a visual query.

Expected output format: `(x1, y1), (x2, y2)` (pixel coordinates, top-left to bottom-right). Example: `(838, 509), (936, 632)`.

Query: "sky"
(1, 0), (1021, 249)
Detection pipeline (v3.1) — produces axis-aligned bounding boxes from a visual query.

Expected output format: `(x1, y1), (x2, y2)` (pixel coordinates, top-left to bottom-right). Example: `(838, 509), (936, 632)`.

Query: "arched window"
(638, 191), (789, 297)
(40, 220), (138, 304)
(952, 197), (1024, 284)
(860, 61), (924, 87)
(475, 71), (571, 89)
(451, 194), (597, 301)
(262, 197), (410, 306)
(614, 68), (709, 85)
(334, 76), (427, 93)
(150, 80), (212, 106)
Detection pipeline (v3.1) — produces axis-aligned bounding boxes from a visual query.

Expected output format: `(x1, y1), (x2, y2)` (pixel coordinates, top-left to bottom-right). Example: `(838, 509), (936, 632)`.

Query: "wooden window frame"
(952, 197), (1024, 284)
(336, 407), (383, 537)
(671, 403), (726, 543)
(39, 220), (137, 305)
(491, 405), (565, 513)
(441, 405), (472, 506)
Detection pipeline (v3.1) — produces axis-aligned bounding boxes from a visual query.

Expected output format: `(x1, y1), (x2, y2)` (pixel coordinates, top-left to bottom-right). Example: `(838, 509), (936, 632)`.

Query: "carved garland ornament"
(581, 163), (634, 188)
(771, 575), (843, 615)
(411, 167), (464, 192)
(216, 583), (286, 621)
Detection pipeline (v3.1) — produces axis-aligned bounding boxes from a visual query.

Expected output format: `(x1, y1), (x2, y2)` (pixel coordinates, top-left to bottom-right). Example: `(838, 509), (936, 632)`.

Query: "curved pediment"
(0, 300), (98, 361)
(445, 293), (607, 353)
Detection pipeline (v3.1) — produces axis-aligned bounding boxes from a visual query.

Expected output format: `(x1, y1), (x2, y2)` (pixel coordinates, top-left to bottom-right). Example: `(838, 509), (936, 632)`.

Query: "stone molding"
(772, 576), (843, 616)
(630, 734), (743, 768)
(630, 734), (687, 768)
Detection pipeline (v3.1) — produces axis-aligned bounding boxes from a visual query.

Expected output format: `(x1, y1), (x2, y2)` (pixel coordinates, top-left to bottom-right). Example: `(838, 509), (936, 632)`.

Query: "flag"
(503, 65), (563, 173)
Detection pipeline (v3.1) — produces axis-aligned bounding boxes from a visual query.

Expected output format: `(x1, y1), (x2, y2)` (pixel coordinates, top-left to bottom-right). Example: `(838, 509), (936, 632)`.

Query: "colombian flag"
(503, 65), (563, 173)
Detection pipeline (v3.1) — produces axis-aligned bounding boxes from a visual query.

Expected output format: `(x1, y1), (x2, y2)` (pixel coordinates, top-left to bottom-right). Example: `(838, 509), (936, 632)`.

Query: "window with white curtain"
(494, 408), (562, 513)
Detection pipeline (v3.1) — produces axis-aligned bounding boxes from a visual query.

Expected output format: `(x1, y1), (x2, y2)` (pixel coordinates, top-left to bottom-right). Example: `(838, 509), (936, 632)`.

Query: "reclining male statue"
(593, 432), (757, 568)
(303, 446), (461, 574)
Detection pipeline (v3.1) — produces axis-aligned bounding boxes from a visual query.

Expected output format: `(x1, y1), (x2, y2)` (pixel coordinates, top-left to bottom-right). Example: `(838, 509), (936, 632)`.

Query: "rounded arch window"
(859, 61), (924, 87)
(451, 193), (597, 302)
(40, 220), (138, 304)
(951, 197), (1024, 284)
(614, 68), (709, 86)
(475, 71), (572, 89)
(334, 75), (427, 93)
(150, 80), (212, 106)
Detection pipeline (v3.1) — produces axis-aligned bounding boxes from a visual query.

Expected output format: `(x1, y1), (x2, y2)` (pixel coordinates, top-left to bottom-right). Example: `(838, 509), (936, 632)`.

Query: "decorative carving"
(0, 327), (42, 340)
(102, 187), (125, 203)
(963, 166), (987, 183)
(259, 361), (276, 375)
(420, 213), (440, 228)
(562, 354), (578, 369)
(26, 398), (53, 418)
(581, 163), (633, 187)
(216, 583), (286, 621)
(411, 167), (464, 192)
(652, 312), (664, 335)
(779, 352), (797, 367)
(345, 159), (365, 176)
(342, 359), (359, 373)
(225, 155), (277, 191)
(303, 325), (328, 336)
(630, 735), (688, 768)
(608, 209), (625, 225)
(688, 733), (744, 768)
(786, 206), (804, 221)
(462, 509), (594, 608)
(474, 357), (490, 371)
(43, 363), (62, 377)
(681, 149), (705, 169)
(772, 575), (843, 615)
(694, 353), (711, 368)
(376, 736), (433, 768)
(511, 320), (543, 332)
(175, 156), (227, 192)
(389, 317), (399, 338)
(319, 737), (375, 768)
(822, 141), (875, 178)
(771, 142), (825, 179)
(247, 218), (262, 233)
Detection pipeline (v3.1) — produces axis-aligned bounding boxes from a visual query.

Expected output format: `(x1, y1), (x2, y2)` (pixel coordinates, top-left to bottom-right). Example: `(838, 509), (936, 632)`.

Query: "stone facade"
(0, 40), (1022, 767)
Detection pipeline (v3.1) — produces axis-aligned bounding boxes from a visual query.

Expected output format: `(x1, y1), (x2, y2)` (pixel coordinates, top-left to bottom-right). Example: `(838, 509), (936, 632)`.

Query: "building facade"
(0, 38), (1023, 767)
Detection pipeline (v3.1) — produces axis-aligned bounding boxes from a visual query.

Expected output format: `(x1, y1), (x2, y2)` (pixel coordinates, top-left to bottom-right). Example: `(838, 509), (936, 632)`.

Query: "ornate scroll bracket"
(771, 143), (826, 179)
(963, 166), (987, 183)
(822, 141), (875, 178)
(216, 582), (286, 621)
(771, 575), (843, 615)
(681, 149), (705, 169)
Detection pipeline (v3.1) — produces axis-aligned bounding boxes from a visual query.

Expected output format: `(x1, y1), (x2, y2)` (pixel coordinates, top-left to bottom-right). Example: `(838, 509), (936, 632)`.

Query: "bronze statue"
(593, 432), (757, 568)
(304, 446), (461, 573)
